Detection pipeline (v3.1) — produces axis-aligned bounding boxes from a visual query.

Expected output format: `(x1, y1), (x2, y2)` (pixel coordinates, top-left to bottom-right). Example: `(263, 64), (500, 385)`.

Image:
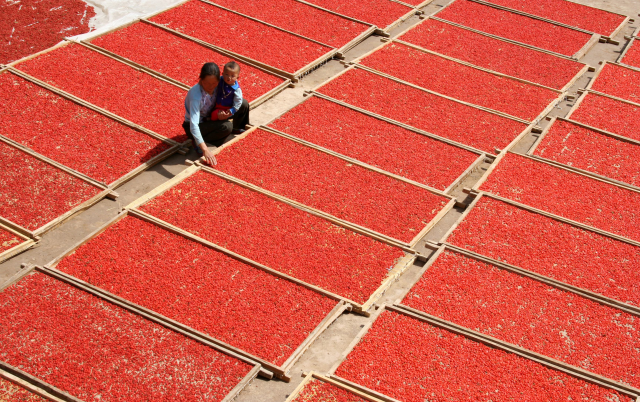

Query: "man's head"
(222, 61), (240, 86)
(199, 62), (220, 94)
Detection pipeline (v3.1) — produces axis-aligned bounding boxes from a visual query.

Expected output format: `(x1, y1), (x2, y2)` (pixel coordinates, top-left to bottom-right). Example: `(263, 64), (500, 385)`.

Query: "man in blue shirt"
(183, 63), (249, 165)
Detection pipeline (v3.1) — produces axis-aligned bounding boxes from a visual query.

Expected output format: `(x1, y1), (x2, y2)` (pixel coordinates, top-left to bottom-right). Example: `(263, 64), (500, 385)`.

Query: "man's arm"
(187, 91), (204, 146)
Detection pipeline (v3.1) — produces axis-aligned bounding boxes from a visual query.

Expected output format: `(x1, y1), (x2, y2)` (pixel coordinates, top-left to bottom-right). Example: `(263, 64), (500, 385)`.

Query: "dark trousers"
(182, 99), (250, 146)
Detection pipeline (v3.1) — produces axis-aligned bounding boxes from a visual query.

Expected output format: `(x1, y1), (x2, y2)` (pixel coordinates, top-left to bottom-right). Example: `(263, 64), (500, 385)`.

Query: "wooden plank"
(383, 6), (419, 32)
(564, 88), (589, 119)
(443, 243), (640, 317)
(527, 153), (640, 193)
(393, 38), (564, 93)
(526, 116), (557, 155)
(0, 217), (36, 240)
(261, 126), (449, 197)
(79, 40), (191, 91)
(220, 365), (261, 402)
(326, 375), (402, 402)
(6, 67), (179, 146)
(5, 41), (70, 68)
(308, 92), (487, 155)
(502, 121), (541, 153)
(574, 33), (601, 59)
(609, 16), (630, 40)
(444, 153), (489, 194)
(389, 304), (640, 398)
(516, 150), (640, 194)
(280, 302), (347, 374)
(558, 117), (640, 147)
(617, 37), (638, 66)
(0, 133), (109, 189)
(437, 193), (485, 243)
(74, 39), (190, 90)
(430, 16), (579, 60)
(391, 245), (446, 305)
(197, 163), (416, 251)
(587, 88), (640, 108)
(0, 362), (80, 402)
(284, 372), (314, 402)
(286, 372), (395, 402)
(0, 239), (37, 265)
(327, 305), (386, 375)
(583, 61), (608, 91)
(336, 25), (377, 55)
(482, 191), (640, 248)
(468, 0), (596, 35)
(354, 64), (532, 124)
(141, 19), (297, 80)
(471, 151), (508, 191)
(409, 198), (456, 247)
(360, 253), (417, 312)
(248, 78), (293, 109)
(37, 266), (274, 379)
(198, 0), (338, 49)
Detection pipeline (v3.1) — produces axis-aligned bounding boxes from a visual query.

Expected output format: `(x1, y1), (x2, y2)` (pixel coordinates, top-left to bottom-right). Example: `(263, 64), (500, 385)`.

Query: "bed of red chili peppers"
(479, 153), (640, 242)
(0, 226), (23, 254)
(436, 0), (592, 57)
(481, 0), (625, 36)
(570, 92), (640, 142)
(294, 378), (368, 402)
(621, 39), (640, 69)
(398, 19), (584, 90)
(16, 44), (188, 142)
(140, 170), (405, 305)
(91, 22), (286, 102)
(208, 0), (370, 48)
(0, 141), (101, 231)
(291, 0), (412, 30)
(0, 0), (94, 64)
(534, 119), (640, 187)
(56, 215), (337, 366)
(214, 128), (448, 243)
(0, 72), (171, 185)
(0, 272), (253, 401)
(318, 67), (528, 153)
(590, 63), (640, 104)
(402, 249), (640, 388)
(0, 376), (48, 402)
(360, 42), (558, 121)
(447, 196), (640, 307)
(269, 96), (479, 191)
(150, 1), (332, 75)
(335, 309), (632, 401)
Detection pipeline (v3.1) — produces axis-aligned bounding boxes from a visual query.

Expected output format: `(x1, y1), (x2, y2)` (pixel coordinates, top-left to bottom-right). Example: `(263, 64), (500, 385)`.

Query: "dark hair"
(199, 62), (220, 80)
(224, 61), (240, 74)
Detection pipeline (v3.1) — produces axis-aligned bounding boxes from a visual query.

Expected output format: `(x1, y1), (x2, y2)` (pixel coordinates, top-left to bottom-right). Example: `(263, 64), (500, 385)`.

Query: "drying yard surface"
(1, 0), (639, 400)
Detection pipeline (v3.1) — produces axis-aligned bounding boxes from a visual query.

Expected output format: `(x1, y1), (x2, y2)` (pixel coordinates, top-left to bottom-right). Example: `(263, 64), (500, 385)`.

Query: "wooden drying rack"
(0, 265), (264, 398)
(327, 303), (640, 400)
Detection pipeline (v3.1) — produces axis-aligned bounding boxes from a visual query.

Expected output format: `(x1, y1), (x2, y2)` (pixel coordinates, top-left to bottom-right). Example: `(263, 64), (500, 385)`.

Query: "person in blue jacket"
(182, 62), (249, 165)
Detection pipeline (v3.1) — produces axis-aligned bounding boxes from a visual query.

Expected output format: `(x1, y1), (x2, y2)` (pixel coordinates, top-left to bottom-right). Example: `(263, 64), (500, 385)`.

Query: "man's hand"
(217, 110), (232, 120)
(200, 143), (217, 165)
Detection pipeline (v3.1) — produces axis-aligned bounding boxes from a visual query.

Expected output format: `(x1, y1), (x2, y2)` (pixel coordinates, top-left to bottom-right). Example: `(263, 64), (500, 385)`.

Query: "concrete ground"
(1, 0), (638, 400)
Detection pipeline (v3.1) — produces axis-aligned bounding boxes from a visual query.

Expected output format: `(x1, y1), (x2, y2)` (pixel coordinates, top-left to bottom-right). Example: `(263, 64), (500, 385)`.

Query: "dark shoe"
(232, 129), (245, 135)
